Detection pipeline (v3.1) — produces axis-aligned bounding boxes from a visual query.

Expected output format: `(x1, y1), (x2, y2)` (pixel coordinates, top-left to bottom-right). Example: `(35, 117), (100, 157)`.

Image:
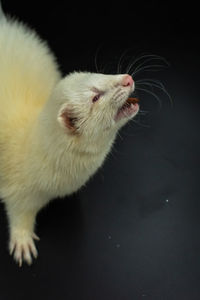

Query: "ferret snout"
(121, 75), (134, 87)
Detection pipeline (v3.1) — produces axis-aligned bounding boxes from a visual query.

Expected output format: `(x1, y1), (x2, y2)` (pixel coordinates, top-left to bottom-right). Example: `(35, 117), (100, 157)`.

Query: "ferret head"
(55, 72), (139, 140)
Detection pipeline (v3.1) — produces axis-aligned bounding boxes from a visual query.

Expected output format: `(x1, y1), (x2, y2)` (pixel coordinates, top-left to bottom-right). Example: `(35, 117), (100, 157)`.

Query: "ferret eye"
(92, 94), (100, 103)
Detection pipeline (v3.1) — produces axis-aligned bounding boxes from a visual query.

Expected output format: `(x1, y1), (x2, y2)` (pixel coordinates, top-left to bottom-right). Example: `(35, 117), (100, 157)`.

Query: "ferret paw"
(9, 230), (40, 267)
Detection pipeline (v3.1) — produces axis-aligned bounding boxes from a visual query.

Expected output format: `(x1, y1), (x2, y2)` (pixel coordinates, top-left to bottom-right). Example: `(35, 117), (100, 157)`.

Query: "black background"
(0, 1), (200, 300)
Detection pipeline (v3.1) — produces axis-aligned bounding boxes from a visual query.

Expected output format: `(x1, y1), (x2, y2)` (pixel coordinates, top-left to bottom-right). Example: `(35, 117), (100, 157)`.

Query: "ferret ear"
(57, 104), (77, 132)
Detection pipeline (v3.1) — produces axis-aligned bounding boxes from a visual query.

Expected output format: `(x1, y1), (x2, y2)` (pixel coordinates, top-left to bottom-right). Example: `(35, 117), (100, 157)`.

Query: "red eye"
(92, 94), (100, 103)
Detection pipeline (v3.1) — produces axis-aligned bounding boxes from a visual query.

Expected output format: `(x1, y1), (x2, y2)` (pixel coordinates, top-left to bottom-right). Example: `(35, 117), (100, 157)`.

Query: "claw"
(28, 240), (38, 259)
(9, 241), (16, 255)
(23, 245), (32, 265)
(9, 231), (39, 266)
(32, 233), (40, 241)
(18, 257), (22, 268)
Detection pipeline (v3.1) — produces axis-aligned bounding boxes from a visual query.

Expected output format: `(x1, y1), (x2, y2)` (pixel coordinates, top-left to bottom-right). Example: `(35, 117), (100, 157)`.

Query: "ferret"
(0, 4), (139, 266)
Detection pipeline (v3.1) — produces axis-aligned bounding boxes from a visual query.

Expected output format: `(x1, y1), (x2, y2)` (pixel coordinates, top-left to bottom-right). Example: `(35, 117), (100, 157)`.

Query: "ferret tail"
(0, 1), (6, 22)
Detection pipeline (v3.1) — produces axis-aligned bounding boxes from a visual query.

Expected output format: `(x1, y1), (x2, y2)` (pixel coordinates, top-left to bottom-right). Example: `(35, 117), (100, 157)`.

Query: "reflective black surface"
(0, 1), (200, 299)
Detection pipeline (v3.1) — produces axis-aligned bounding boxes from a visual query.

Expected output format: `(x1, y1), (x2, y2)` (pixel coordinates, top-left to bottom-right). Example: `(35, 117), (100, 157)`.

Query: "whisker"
(94, 46), (100, 73)
(138, 109), (149, 115)
(135, 86), (162, 109)
(101, 65), (109, 74)
(131, 64), (168, 77)
(130, 118), (150, 128)
(136, 79), (173, 107)
(133, 57), (167, 74)
(117, 131), (124, 141)
(116, 49), (131, 74)
(126, 54), (169, 75)
(94, 43), (106, 73)
(136, 78), (167, 89)
(134, 53), (168, 65)
(125, 55), (139, 75)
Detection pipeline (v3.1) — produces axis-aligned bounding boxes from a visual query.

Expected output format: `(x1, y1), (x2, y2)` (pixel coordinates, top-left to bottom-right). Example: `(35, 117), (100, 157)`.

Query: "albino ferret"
(0, 4), (139, 266)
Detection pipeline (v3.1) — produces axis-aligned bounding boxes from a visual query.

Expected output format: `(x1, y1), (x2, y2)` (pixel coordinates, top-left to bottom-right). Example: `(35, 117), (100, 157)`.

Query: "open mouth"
(115, 97), (139, 122)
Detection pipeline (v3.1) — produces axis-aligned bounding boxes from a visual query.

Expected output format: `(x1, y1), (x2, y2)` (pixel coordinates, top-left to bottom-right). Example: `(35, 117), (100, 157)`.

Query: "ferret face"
(57, 72), (139, 138)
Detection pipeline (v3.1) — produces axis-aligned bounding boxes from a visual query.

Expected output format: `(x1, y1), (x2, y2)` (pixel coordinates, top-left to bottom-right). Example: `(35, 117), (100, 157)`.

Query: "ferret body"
(0, 5), (139, 266)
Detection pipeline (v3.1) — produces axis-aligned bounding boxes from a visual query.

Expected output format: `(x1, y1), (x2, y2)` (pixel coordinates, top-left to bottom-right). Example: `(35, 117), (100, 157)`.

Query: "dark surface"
(0, 1), (200, 300)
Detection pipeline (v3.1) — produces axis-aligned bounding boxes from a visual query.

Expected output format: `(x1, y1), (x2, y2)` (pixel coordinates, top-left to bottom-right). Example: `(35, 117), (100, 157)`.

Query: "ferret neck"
(34, 103), (117, 158)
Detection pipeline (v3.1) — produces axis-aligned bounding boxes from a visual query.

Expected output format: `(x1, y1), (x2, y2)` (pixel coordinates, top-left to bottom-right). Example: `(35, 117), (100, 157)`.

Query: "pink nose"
(121, 75), (134, 87)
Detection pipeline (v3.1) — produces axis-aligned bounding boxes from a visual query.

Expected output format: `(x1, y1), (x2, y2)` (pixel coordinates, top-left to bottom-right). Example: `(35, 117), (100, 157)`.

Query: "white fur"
(0, 7), (138, 266)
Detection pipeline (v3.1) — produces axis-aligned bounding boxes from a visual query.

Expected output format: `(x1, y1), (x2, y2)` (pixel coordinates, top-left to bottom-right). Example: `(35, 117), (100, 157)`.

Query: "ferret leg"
(5, 202), (40, 266)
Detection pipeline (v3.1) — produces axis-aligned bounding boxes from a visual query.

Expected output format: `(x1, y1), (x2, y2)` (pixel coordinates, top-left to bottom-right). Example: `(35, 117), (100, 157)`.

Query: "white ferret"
(0, 4), (139, 266)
